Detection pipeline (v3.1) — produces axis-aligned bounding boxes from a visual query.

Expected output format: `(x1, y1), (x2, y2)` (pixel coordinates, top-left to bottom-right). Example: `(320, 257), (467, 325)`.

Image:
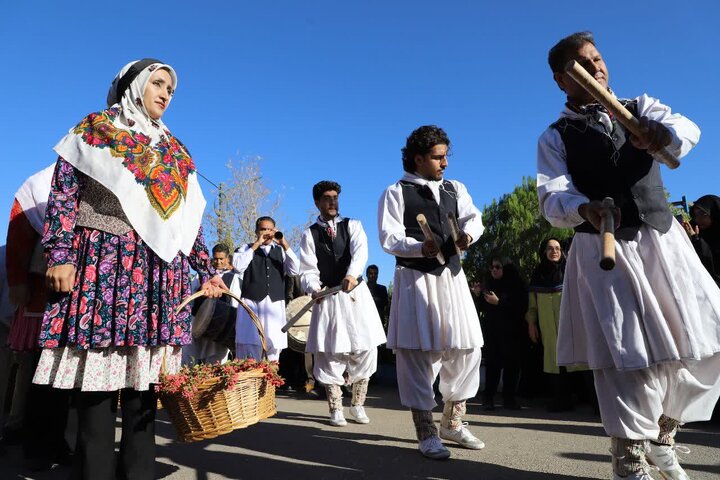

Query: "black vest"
(551, 100), (673, 241)
(240, 245), (286, 302)
(309, 220), (351, 288)
(396, 180), (461, 276)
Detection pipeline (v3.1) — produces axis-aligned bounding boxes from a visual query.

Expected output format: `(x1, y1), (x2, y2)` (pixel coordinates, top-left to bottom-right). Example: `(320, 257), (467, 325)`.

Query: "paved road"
(2, 385), (718, 479)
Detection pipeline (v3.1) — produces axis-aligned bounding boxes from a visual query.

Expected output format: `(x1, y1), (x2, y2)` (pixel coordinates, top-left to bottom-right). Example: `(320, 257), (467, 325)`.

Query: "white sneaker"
(329, 410), (347, 427)
(439, 423), (485, 450)
(646, 443), (691, 480)
(612, 472), (654, 480)
(418, 435), (451, 460)
(349, 405), (370, 424)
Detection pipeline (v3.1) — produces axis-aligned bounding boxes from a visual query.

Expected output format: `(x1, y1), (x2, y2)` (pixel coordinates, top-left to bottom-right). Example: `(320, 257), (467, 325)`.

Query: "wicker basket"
(159, 290), (277, 442)
(159, 369), (276, 442)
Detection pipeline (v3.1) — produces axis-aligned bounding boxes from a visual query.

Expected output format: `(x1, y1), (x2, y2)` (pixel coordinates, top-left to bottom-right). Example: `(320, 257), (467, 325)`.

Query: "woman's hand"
(483, 290), (499, 305)
(528, 322), (540, 344)
(46, 264), (76, 293)
(201, 275), (228, 298)
(682, 220), (699, 239)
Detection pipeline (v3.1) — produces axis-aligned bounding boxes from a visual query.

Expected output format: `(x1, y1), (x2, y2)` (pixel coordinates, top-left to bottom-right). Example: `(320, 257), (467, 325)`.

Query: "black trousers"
(72, 389), (157, 480)
(484, 356), (520, 403)
(23, 383), (71, 460)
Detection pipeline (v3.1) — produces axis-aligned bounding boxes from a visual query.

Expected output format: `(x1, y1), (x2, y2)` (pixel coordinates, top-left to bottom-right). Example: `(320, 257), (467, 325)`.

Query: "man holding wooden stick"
(378, 125), (484, 460)
(299, 181), (386, 427)
(537, 31), (720, 480)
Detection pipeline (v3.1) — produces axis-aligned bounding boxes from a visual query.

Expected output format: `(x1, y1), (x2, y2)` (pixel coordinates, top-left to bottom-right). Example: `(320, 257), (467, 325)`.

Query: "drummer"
(299, 181), (386, 426)
(182, 243), (242, 365)
(234, 216), (301, 361)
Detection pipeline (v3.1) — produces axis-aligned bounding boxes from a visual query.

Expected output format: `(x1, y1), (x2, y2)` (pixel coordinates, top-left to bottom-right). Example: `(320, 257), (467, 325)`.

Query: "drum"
(191, 296), (237, 349)
(286, 295), (313, 353)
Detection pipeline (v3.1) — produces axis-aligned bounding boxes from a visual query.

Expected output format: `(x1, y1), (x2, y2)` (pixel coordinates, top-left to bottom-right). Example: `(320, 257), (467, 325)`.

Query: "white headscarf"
(15, 163), (56, 235)
(53, 59), (206, 263)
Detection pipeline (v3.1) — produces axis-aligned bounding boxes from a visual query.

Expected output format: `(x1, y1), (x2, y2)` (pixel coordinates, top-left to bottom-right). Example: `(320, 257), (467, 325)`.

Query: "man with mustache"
(378, 125), (485, 459)
(537, 31), (720, 480)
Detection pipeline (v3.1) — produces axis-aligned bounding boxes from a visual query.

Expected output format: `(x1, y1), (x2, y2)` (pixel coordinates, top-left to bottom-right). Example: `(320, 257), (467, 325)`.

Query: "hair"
(255, 216), (276, 231)
(401, 125), (451, 173)
(548, 31), (596, 73)
(312, 180), (341, 201)
(366, 264), (379, 274)
(212, 243), (230, 255)
(486, 255), (525, 289)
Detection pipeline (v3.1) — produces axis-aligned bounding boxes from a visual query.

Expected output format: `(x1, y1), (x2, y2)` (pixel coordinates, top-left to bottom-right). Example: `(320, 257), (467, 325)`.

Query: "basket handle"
(176, 290), (269, 359)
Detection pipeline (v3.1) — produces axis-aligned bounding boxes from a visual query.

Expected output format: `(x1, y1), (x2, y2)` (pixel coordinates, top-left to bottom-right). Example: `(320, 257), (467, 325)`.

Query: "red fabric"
(6, 198), (47, 317)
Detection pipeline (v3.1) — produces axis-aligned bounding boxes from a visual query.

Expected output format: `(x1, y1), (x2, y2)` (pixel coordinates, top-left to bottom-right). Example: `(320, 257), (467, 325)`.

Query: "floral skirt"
(39, 227), (197, 350)
(33, 345), (182, 391)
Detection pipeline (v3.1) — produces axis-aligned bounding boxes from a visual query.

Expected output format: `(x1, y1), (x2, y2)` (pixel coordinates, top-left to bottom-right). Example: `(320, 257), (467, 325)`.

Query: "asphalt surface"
(1, 384), (718, 479)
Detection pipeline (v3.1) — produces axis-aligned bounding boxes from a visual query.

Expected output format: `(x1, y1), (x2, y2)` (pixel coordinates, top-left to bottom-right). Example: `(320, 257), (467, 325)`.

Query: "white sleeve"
(346, 219), (368, 278)
(282, 247), (301, 277)
(378, 183), (424, 258)
(228, 274), (242, 307)
(231, 244), (254, 280)
(536, 127), (589, 228)
(449, 180), (484, 244)
(299, 229), (321, 293)
(636, 94), (700, 160)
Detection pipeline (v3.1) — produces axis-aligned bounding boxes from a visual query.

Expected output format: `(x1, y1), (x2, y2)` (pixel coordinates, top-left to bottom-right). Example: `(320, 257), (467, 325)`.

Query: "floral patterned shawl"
(53, 60), (206, 263)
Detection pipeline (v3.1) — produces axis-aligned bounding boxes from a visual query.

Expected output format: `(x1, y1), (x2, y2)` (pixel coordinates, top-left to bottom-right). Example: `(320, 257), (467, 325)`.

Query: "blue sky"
(1, 1), (718, 285)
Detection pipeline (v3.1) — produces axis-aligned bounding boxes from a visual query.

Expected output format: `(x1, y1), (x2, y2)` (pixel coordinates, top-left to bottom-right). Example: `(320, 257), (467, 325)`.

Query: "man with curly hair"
(378, 126), (485, 459)
(299, 181), (386, 426)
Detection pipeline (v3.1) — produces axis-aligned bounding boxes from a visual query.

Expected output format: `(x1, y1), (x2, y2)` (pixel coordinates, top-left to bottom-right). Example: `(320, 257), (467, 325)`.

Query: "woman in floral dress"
(32, 59), (225, 480)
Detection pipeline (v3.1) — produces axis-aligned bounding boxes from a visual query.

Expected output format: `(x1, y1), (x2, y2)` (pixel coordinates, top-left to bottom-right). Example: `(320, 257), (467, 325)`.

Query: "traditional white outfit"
(537, 94), (720, 477)
(379, 173), (484, 408)
(233, 242), (300, 361)
(379, 172), (485, 454)
(300, 215), (385, 425)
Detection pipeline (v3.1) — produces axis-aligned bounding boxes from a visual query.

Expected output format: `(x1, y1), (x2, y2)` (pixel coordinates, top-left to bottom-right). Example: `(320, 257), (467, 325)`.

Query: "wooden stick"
(281, 277), (364, 333)
(564, 60), (680, 170)
(416, 214), (445, 265)
(447, 213), (462, 256)
(599, 197), (616, 271)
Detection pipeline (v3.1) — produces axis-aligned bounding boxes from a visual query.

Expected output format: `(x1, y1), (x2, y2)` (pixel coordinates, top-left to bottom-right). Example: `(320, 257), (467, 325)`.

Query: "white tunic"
(299, 217), (386, 353)
(378, 173), (485, 351)
(537, 94), (720, 370)
(233, 243), (300, 351)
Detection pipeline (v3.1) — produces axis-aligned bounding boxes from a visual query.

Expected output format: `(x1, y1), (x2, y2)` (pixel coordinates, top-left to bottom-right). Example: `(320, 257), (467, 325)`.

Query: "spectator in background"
(684, 195), (720, 287)
(477, 256), (528, 411)
(365, 264), (388, 327)
(526, 238), (584, 412)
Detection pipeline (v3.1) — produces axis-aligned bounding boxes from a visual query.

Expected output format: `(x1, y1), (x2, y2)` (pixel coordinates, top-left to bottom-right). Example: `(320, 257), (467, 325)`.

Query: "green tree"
(464, 176), (573, 283)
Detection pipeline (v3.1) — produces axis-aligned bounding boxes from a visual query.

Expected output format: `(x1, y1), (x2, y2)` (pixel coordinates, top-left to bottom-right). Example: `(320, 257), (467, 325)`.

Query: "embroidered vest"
(240, 245), (286, 302)
(397, 180), (461, 276)
(76, 175), (132, 236)
(309, 220), (351, 288)
(551, 100), (672, 241)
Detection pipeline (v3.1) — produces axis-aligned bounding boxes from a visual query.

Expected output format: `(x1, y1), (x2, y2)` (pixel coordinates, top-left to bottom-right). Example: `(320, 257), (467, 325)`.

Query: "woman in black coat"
(684, 194), (720, 287)
(477, 256), (528, 410)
